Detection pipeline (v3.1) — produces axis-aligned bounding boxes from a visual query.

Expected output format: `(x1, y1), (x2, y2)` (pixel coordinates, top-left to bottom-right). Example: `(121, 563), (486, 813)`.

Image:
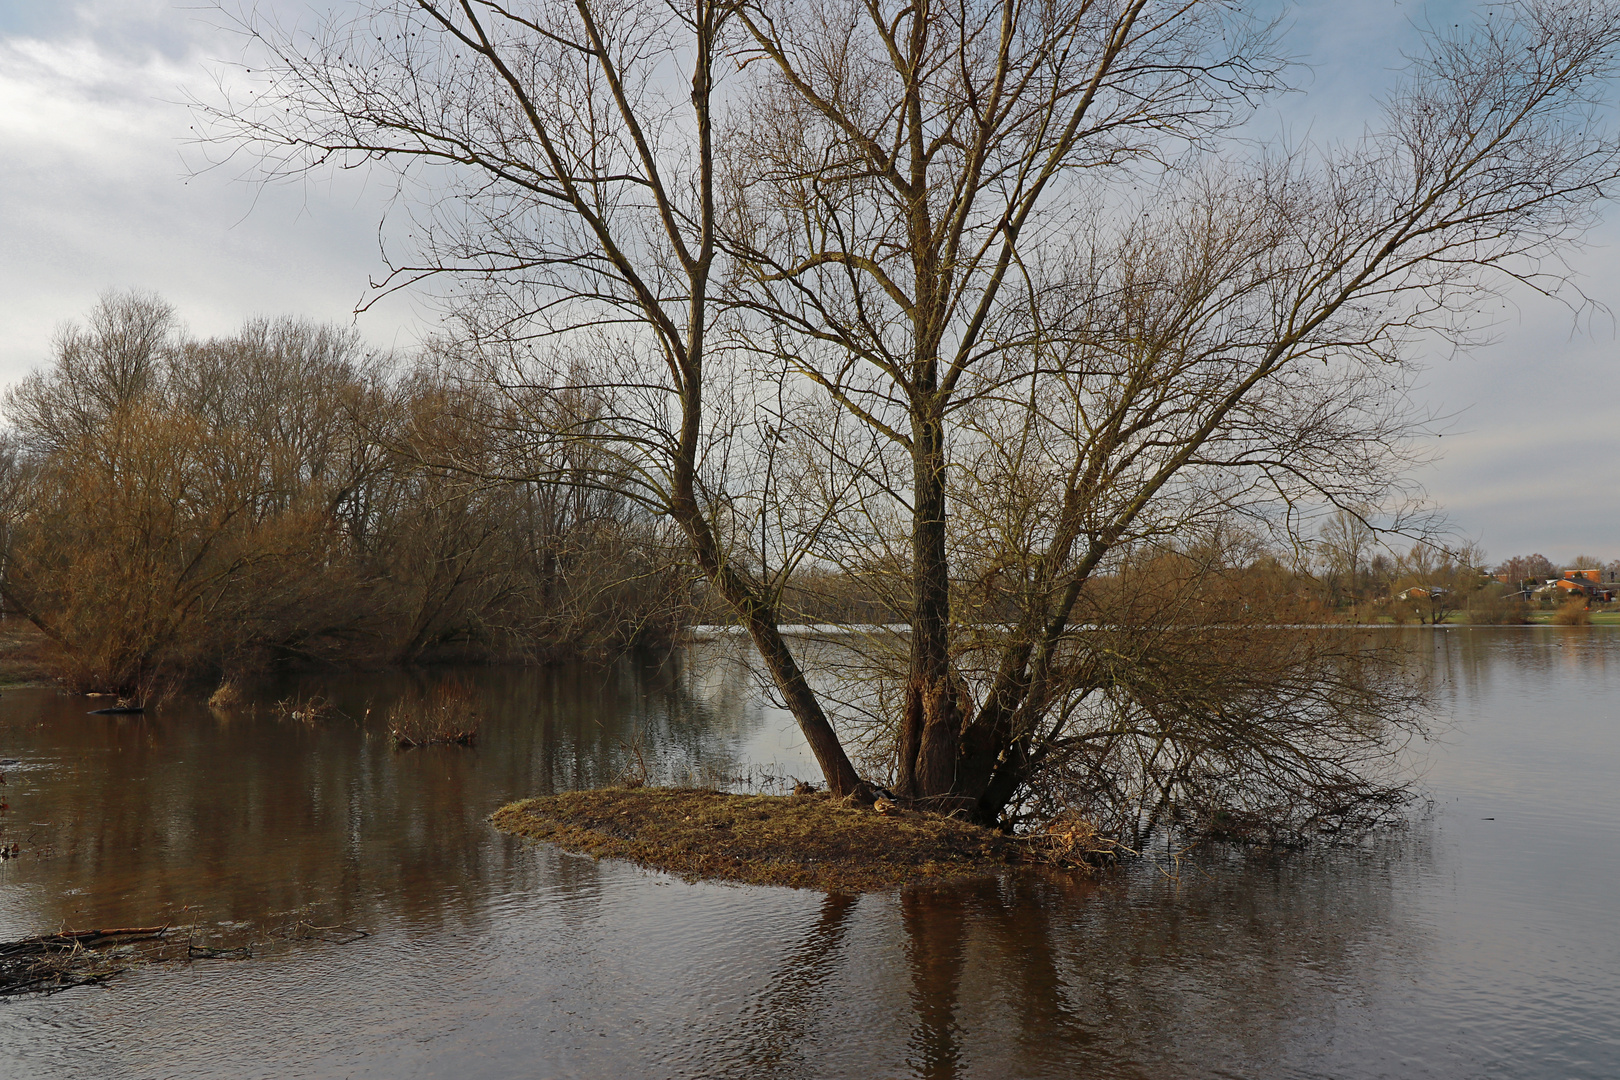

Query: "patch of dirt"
(491, 787), (1039, 892)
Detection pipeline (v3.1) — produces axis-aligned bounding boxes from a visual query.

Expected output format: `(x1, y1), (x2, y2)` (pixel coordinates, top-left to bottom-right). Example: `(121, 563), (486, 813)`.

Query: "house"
(1553, 572), (1615, 602)
(1396, 586), (1446, 601)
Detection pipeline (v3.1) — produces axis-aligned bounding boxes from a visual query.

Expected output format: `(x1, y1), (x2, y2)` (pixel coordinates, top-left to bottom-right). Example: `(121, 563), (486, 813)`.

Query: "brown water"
(0, 629), (1615, 1079)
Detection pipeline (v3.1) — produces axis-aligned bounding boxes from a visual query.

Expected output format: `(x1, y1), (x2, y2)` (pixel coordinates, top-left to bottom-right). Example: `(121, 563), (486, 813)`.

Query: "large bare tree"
(199, 0), (1620, 826)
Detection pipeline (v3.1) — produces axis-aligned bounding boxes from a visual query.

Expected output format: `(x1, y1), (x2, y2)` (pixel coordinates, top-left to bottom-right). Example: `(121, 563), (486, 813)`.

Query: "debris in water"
(0, 926), (169, 997)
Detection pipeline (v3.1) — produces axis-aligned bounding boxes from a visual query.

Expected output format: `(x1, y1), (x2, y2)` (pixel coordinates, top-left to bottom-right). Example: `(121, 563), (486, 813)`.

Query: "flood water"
(0, 628), (1616, 1079)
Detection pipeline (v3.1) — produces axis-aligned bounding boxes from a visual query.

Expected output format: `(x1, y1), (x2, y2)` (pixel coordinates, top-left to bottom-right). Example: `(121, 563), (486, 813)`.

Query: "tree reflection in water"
(0, 628), (1616, 1079)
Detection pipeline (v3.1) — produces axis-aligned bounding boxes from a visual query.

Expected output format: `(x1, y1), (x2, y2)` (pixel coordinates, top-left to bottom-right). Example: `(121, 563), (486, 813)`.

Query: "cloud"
(0, 4), (419, 382)
(1415, 300), (1620, 562)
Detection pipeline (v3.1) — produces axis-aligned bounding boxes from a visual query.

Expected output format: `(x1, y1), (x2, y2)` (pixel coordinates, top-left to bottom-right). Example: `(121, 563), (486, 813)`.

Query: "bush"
(1468, 589), (1531, 625)
(1552, 599), (1592, 626)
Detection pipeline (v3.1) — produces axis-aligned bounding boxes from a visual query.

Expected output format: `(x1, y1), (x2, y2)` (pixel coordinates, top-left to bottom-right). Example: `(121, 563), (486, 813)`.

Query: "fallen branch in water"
(293, 921), (371, 945)
(0, 926), (170, 997)
(0, 914), (376, 998)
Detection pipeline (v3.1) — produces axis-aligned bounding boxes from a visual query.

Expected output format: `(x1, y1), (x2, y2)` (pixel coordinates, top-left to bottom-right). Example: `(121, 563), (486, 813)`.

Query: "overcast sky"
(1, 0), (1616, 564)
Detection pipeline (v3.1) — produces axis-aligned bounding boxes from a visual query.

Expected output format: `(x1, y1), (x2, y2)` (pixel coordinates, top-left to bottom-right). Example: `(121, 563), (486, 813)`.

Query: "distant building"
(1396, 586), (1445, 601)
(1553, 573), (1615, 602)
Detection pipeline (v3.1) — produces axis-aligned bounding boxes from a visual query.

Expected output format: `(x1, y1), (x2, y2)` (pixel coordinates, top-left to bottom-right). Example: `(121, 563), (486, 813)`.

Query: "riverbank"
(491, 787), (1074, 892)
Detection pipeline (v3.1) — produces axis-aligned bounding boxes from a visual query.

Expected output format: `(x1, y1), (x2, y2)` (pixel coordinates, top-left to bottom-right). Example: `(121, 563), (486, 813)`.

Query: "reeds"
(208, 679), (245, 711)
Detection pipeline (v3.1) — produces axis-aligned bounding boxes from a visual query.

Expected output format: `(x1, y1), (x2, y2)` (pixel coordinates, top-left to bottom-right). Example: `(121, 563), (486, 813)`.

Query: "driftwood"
(0, 926), (169, 997)
(0, 915), (375, 997)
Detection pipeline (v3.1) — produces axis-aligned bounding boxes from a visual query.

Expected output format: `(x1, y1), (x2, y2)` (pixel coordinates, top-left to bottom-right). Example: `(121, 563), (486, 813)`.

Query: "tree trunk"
(898, 405), (961, 799)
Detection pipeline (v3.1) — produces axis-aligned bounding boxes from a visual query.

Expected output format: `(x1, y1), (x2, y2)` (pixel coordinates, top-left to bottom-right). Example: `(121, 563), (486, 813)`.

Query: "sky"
(0, 0), (1616, 565)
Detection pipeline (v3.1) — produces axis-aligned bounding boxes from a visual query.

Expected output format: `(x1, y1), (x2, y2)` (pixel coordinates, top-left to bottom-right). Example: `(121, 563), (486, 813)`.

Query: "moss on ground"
(491, 787), (1031, 892)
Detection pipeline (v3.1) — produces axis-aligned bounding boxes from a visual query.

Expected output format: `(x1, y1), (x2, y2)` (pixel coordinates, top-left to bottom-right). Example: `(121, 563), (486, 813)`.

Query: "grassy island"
(490, 788), (1055, 892)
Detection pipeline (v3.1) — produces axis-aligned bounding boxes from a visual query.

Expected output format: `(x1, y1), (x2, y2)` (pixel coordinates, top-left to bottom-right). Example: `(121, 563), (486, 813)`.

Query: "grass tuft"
(208, 680), (245, 711)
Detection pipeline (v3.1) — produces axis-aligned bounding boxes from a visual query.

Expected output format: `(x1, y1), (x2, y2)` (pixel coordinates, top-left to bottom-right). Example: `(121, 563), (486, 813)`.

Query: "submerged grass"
(491, 787), (1043, 892)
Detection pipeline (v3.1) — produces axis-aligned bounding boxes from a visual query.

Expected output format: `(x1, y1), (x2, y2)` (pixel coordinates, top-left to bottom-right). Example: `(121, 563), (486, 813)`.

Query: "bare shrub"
(274, 693), (340, 724)
(1037, 812), (1126, 870)
(388, 680), (480, 748)
(1468, 588), (1532, 625)
(612, 726), (651, 788)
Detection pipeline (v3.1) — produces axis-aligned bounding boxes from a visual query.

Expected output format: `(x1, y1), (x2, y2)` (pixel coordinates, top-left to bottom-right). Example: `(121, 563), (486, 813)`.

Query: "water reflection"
(0, 652), (792, 936)
(0, 629), (1616, 1079)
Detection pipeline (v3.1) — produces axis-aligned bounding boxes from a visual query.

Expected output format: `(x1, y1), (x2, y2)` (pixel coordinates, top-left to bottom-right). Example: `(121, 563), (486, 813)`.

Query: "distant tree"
(1317, 510), (1376, 609)
(1391, 541), (1490, 624)
(1496, 552), (1558, 590)
(4, 291), (178, 456)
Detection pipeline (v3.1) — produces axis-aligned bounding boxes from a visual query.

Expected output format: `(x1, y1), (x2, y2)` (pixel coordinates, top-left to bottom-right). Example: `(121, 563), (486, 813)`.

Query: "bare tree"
(719, 0), (1620, 816)
(1318, 509), (1378, 611)
(197, 0), (1620, 830)
(1391, 542), (1483, 625)
(1497, 551), (1557, 589)
(5, 290), (179, 456)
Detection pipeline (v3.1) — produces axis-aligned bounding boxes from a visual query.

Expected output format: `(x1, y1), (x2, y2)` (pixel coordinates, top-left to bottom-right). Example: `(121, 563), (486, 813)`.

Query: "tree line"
(0, 291), (685, 695)
(1314, 508), (1618, 624)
